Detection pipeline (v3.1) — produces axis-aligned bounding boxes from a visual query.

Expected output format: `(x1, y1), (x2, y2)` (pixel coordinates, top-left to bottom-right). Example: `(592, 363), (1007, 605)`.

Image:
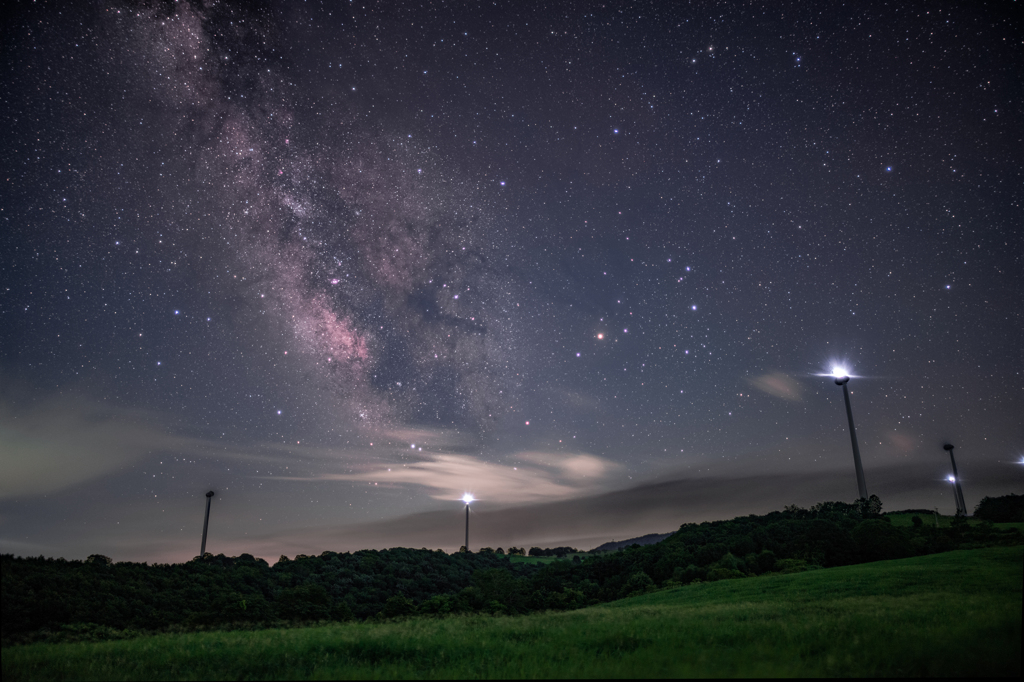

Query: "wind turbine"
(462, 493), (474, 552)
(831, 366), (869, 500)
(943, 443), (967, 515)
(200, 491), (214, 557)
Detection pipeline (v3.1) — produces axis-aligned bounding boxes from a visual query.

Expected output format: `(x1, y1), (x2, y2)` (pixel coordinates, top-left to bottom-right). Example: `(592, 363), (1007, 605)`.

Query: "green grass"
(997, 521), (1024, 532)
(4, 547), (1021, 679)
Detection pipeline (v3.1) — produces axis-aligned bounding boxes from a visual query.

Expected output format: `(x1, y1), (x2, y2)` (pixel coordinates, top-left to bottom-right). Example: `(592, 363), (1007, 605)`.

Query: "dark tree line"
(973, 493), (1024, 522)
(1, 548), (517, 643)
(3, 495), (1020, 645)
(527, 547), (579, 558)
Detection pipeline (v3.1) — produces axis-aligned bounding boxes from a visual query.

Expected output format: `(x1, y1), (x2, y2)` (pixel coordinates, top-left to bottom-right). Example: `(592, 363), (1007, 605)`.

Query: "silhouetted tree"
(858, 494), (883, 518)
(974, 494), (1024, 522)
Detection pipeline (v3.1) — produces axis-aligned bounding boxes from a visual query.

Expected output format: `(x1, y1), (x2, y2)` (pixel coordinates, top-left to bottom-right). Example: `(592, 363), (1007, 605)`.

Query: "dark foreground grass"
(4, 546), (1020, 680)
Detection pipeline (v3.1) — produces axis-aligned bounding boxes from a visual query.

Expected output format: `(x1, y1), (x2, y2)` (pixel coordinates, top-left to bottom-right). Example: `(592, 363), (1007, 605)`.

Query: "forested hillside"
(3, 496), (1020, 645)
(974, 493), (1024, 522)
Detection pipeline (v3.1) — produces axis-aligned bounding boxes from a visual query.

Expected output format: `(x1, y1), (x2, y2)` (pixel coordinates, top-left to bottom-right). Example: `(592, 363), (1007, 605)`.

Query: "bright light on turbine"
(824, 361), (867, 499)
(462, 493), (475, 504)
(947, 475), (956, 483)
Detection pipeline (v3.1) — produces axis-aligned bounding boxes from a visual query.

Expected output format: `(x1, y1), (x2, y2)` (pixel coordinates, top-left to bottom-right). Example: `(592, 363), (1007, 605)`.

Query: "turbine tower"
(200, 491), (214, 557)
(462, 494), (474, 552)
(943, 443), (967, 515)
(833, 368), (868, 500)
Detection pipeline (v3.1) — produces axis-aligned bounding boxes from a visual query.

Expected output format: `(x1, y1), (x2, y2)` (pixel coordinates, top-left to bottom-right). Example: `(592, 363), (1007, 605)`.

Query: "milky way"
(104, 2), (527, 436)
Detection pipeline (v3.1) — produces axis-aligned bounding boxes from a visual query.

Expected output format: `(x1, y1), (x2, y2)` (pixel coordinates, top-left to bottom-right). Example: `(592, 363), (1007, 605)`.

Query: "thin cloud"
(0, 396), (177, 499)
(273, 450), (623, 504)
(372, 426), (477, 451)
(198, 425), (483, 471)
(748, 372), (803, 401)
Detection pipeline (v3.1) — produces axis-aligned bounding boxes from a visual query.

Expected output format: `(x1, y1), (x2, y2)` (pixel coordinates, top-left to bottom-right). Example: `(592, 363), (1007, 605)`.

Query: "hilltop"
(590, 532), (673, 553)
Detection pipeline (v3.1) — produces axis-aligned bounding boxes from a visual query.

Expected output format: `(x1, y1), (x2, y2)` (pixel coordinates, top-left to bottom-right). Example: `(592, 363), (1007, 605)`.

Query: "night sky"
(2, 1), (1021, 563)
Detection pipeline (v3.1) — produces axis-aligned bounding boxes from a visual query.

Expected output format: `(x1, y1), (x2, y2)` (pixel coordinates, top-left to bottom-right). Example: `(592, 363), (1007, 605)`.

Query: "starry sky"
(2, 1), (1022, 563)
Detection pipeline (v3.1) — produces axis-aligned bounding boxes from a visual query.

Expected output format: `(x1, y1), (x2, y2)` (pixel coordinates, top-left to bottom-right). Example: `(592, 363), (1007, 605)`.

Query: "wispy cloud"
(748, 372), (803, 401)
(0, 393), (589, 507)
(273, 449), (622, 505)
(0, 396), (178, 499)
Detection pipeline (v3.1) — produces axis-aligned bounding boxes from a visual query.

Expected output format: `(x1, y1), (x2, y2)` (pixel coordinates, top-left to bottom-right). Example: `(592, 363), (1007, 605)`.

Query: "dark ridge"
(590, 532), (673, 553)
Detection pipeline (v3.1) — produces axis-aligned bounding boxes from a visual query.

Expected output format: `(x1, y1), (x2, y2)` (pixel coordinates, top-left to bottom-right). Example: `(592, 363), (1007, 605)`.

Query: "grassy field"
(4, 546), (1020, 680)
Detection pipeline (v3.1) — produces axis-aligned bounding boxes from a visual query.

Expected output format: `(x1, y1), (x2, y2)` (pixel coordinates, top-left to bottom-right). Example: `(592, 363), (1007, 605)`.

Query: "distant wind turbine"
(200, 491), (214, 557)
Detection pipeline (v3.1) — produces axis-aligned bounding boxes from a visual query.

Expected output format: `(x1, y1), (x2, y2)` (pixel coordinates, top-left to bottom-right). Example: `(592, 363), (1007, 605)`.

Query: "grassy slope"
(4, 546), (1020, 680)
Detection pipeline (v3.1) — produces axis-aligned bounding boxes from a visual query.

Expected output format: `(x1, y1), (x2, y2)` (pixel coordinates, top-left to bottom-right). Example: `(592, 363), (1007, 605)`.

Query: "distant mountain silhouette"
(590, 532), (672, 553)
